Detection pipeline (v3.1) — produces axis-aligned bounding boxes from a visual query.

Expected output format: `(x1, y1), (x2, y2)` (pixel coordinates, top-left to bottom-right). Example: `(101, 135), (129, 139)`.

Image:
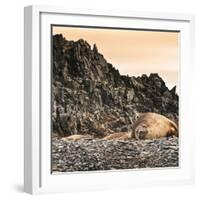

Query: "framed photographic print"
(24, 5), (195, 194)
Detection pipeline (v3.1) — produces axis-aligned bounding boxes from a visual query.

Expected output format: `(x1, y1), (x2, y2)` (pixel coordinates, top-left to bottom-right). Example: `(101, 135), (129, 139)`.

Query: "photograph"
(51, 25), (179, 173)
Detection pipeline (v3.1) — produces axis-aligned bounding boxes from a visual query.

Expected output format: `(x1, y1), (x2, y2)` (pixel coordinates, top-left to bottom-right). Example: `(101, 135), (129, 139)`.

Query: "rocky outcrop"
(52, 34), (178, 137)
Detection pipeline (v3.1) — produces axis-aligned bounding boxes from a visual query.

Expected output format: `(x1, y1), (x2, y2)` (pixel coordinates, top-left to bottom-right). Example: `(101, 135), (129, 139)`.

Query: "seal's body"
(61, 134), (91, 142)
(102, 132), (131, 140)
(131, 112), (178, 140)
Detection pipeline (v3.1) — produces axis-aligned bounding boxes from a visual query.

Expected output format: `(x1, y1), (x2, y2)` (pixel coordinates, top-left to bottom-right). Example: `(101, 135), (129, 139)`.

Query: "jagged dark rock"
(52, 34), (179, 137)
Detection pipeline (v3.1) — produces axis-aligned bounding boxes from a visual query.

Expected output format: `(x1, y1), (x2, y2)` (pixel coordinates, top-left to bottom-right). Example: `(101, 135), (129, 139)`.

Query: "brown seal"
(61, 134), (92, 142)
(131, 112), (178, 140)
(102, 132), (131, 140)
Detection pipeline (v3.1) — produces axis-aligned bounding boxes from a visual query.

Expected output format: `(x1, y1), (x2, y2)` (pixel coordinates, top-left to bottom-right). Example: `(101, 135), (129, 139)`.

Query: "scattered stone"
(52, 137), (179, 172)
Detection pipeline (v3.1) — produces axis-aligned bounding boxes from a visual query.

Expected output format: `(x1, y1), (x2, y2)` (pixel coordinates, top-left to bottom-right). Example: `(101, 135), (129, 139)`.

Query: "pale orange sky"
(53, 26), (179, 90)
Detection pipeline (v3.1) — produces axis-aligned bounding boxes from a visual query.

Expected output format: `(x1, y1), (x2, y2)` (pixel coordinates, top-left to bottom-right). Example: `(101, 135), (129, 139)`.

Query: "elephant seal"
(131, 112), (178, 140)
(61, 134), (92, 142)
(102, 132), (131, 140)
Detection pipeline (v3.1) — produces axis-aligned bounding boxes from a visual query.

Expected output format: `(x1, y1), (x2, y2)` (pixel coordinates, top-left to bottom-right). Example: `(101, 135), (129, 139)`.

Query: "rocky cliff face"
(52, 34), (178, 138)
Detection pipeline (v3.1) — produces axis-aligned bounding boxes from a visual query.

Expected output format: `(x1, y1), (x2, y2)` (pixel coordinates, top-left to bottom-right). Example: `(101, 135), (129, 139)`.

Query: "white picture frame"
(24, 5), (195, 194)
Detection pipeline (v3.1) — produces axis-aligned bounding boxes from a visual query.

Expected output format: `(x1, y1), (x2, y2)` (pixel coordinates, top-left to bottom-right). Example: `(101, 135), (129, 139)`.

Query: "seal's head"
(134, 124), (148, 140)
